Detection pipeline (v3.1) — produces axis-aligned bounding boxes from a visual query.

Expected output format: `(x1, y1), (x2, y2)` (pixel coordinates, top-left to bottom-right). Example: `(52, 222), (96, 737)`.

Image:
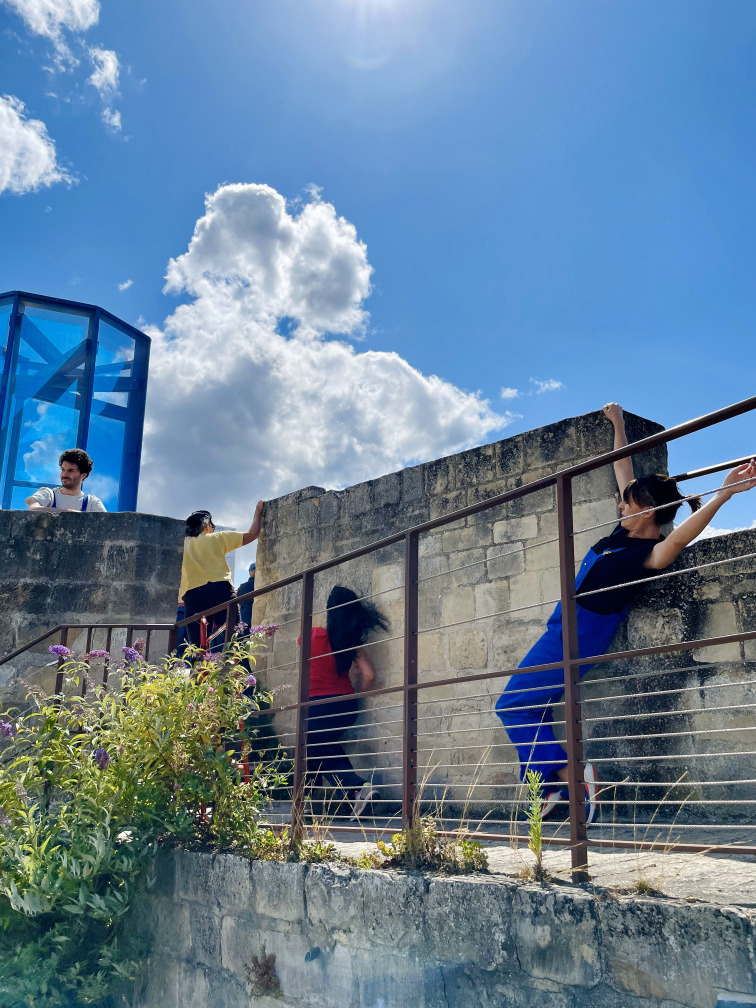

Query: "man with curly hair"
(25, 449), (106, 512)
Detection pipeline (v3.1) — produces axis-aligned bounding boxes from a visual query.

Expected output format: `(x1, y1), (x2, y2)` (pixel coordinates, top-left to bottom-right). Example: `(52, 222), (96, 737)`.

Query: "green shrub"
(374, 817), (488, 874)
(0, 635), (284, 1007)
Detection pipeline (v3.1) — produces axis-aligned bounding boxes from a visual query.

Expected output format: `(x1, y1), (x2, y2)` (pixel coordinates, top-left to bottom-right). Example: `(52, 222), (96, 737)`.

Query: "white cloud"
(695, 519), (756, 541)
(530, 377), (565, 394)
(118, 278), (133, 291)
(101, 106), (121, 131)
(87, 48), (121, 130)
(500, 387), (519, 400)
(2, 0), (99, 65)
(0, 94), (72, 195)
(87, 45), (118, 92)
(139, 183), (509, 526)
(1, 0), (99, 41)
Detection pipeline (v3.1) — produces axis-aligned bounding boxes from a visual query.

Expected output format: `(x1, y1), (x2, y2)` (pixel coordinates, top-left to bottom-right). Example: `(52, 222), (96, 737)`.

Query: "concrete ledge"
(131, 851), (756, 1008)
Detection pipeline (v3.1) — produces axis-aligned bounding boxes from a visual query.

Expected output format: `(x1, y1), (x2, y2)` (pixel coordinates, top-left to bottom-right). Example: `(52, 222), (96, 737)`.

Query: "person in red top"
(301, 585), (388, 817)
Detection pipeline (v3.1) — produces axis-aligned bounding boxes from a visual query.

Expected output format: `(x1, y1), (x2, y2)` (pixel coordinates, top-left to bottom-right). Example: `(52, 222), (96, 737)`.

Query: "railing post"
(556, 474), (590, 882)
(103, 628), (113, 687)
(224, 603), (234, 648)
(402, 531), (419, 831)
(291, 571), (314, 843)
(54, 627), (69, 694)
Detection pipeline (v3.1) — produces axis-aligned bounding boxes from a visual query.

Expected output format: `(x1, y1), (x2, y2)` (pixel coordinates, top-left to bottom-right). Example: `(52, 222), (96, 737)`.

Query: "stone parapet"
(0, 510), (183, 700)
(131, 851), (756, 1008)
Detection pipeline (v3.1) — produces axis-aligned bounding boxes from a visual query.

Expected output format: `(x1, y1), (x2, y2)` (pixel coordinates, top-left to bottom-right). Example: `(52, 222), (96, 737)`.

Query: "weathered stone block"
(252, 861), (306, 922)
(441, 588), (475, 627)
(493, 514), (539, 544)
(456, 444), (496, 488)
(442, 525), (493, 554)
(474, 580), (510, 620)
(372, 563), (403, 596)
(692, 602), (741, 663)
(512, 886), (600, 987)
(449, 627), (488, 670)
(487, 544), (526, 580)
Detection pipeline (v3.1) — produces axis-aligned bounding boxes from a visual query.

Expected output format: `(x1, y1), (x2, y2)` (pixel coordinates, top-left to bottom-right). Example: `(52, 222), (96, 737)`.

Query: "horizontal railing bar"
(591, 750), (756, 763)
(573, 474), (756, 539)
(418, 537), (559, 585)
(0, 624), (176, 667)
(672, 455), (756, 482)
(310, 582), (405, 619)
(250, 628), (756, 716)
(575, 550), (756, 601)
(584, 700), (756, 724)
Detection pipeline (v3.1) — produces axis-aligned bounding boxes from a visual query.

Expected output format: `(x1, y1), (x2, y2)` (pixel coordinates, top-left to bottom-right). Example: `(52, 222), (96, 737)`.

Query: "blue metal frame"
(0, 291), (150, 511)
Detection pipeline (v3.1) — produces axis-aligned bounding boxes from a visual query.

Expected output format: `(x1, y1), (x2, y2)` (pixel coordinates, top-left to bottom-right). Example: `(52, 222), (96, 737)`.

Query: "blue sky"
(1, 0), (755, 556)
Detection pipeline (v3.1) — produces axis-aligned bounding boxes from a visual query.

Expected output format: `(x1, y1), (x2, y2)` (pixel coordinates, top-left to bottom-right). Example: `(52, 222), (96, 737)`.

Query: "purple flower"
(48, 644), (74, 658)
(234, 622), (249, 634)
(93, 747), (111, 770)
(249, 624), (280, 638)
(0, 721), (15, 738)
(0, 808), (10, 828)
(122, 646), (141, 663)
(87, 650), (110, 659)
(245, 674), (257, 689)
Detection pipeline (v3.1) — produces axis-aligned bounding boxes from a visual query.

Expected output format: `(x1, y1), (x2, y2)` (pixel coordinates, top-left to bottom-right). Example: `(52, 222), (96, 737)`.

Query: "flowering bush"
(0, 634), (285, 1007)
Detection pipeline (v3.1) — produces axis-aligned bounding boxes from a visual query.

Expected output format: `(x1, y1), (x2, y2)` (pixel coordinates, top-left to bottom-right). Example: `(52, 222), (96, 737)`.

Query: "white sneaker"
(351, 784), (378, 818)
(584, 762), (598, 824)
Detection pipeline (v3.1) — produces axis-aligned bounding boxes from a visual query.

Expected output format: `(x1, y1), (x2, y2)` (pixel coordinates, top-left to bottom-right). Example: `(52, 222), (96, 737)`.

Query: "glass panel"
(86, 318), (138, 510)
(0, 298), (12, 355)
(0, 302), (92, 508)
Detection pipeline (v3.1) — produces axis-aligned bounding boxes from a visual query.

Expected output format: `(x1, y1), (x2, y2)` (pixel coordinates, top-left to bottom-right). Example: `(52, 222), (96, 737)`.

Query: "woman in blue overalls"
(496, 403), (756, 822)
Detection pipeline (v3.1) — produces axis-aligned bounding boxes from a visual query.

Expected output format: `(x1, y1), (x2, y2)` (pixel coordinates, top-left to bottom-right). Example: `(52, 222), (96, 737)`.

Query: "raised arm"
(25, 498), (50, 511)
(241, 500), (264, 546)
(645, 460), (756, 570)
(602, 403), (634, 497)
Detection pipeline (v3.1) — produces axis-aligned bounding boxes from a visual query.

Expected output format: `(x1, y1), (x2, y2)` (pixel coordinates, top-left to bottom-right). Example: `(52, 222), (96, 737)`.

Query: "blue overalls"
(495, 544), (628, 783)
(52, 490), (88, 511)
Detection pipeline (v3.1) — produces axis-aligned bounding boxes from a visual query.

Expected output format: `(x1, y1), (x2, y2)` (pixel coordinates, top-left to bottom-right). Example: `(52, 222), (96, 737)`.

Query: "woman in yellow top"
(179, 501), (263, 649)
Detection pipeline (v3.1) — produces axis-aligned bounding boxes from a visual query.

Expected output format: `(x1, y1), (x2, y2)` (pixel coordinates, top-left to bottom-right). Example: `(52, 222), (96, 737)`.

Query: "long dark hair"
(185, 510), (213, 537)
(623, 474), (701, 527)
(326, 585), (389, 675)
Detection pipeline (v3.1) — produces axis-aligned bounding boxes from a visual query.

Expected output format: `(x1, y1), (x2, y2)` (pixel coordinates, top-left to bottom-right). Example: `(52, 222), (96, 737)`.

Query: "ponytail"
(185, 510), (213, 537)
(623, 474), (700, 527)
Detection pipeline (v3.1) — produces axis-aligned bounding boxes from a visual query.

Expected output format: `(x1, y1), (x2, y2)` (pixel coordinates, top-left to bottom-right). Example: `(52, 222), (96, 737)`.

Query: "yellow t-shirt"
(179, 530), (244, 597)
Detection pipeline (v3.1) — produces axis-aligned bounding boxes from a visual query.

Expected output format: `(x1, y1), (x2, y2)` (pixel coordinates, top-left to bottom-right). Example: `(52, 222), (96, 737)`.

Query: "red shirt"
(298, 627), (355, 698)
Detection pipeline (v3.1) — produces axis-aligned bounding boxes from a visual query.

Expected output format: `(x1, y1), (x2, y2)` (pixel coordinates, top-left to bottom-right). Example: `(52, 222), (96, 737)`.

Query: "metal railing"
(2, 397), (755, 881)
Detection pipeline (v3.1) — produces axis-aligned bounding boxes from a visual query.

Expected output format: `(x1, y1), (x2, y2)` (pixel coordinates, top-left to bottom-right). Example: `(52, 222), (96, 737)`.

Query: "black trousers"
(306, 694), (364, 790)
(183, 580), (238, 650)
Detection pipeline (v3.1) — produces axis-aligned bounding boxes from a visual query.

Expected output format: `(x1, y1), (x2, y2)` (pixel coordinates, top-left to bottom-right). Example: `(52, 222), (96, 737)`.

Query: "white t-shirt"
(28, 487), (107, 512)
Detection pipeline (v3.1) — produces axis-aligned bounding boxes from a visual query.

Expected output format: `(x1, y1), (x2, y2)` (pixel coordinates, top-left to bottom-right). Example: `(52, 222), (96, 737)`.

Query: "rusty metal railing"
(3, 395), (755, 879)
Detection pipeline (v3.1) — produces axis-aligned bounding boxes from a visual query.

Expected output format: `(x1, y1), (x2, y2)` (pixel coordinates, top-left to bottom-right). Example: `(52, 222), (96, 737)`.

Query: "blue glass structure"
(0, 291), (150, 511)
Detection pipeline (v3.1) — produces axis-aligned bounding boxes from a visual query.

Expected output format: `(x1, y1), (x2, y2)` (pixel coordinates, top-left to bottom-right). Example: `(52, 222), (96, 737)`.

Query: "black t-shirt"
(576, 524), (662, 615)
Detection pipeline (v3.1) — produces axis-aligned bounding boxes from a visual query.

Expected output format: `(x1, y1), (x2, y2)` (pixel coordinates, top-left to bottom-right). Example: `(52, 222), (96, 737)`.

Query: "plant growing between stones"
(372, 812), (488, 874)
(244, 943), (281, 998)
(0, 632), (284, 1008)
(523, 769), (550, 882)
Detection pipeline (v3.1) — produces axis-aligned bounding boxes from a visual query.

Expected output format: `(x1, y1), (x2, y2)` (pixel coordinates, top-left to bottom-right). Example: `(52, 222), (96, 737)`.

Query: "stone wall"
(132, 851), (756, 1008)
(0, 510), (184, 700)
(251, 411), (756, 820)
(252, 411), (670, 804)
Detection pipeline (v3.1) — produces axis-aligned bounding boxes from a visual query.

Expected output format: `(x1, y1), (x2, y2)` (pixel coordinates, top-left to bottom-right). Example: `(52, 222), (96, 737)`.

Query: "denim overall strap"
(496, 543), (630, 782)
(81, 495), (88, 512)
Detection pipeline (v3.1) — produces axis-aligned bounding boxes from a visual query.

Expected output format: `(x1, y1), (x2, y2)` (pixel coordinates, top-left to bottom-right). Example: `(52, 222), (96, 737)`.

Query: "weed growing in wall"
(523, 770), (550, 882)
(0, 633), (285, 1008)
(372, 816), (489, 874)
